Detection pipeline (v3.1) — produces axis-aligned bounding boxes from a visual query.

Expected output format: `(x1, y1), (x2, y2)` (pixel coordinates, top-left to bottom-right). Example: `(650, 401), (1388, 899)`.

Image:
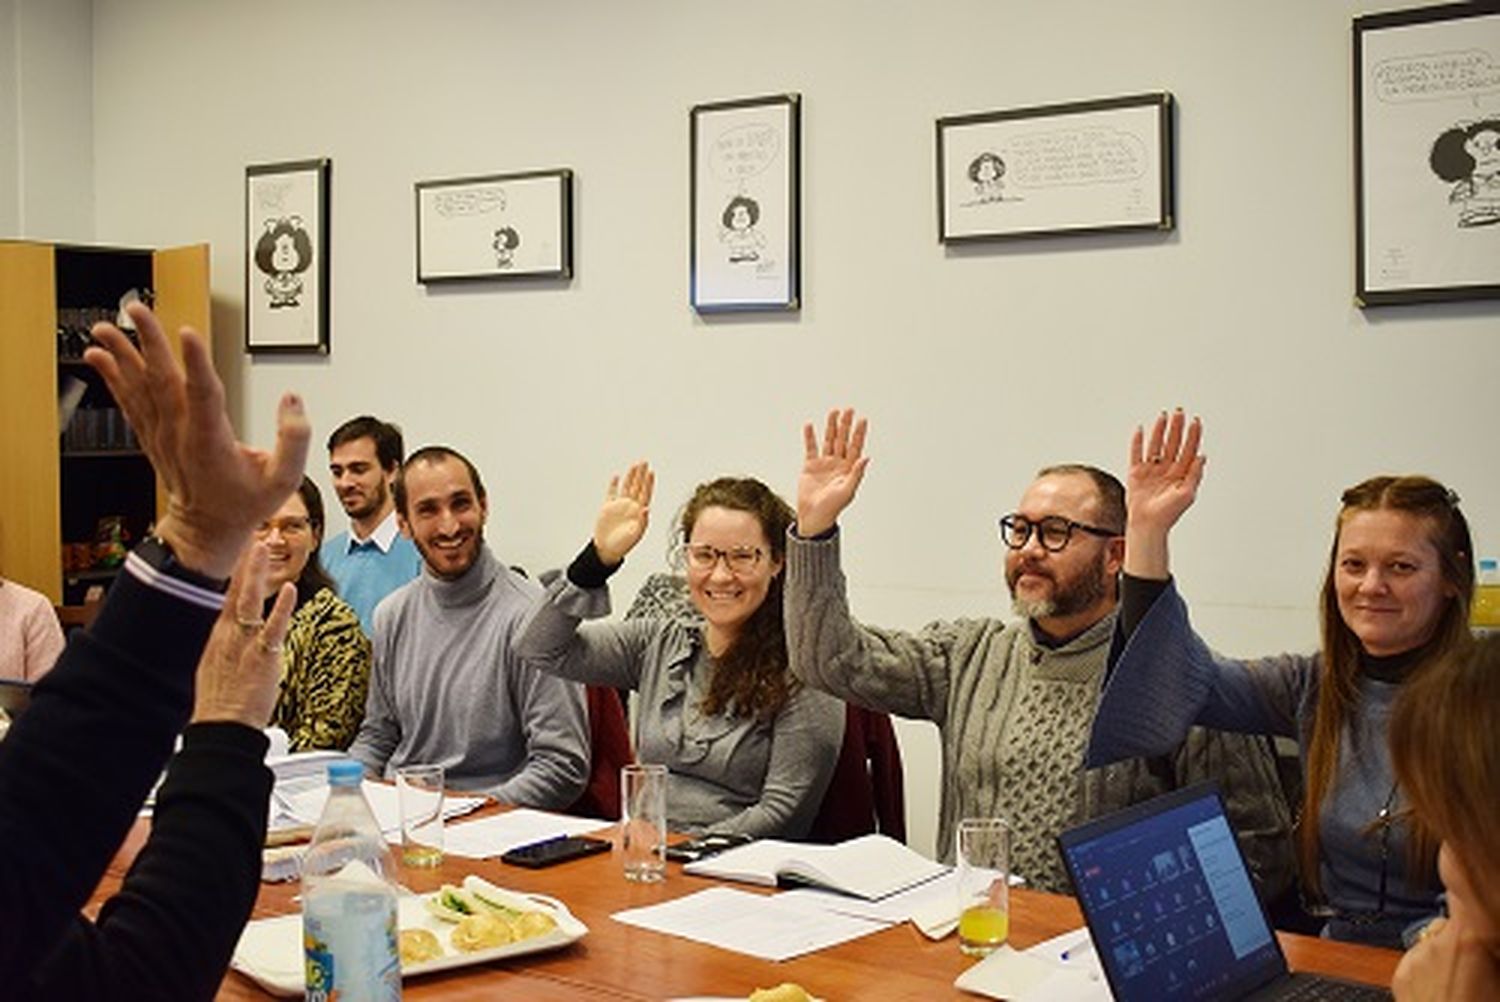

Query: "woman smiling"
(1086, 410), (1473, 947)
(257, 476), (372, 751)
(516, 463), (842, 837)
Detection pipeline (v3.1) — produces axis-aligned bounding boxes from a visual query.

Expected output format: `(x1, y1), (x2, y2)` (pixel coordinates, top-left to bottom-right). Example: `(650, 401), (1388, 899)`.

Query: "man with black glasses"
(785, 408), (1293, 899)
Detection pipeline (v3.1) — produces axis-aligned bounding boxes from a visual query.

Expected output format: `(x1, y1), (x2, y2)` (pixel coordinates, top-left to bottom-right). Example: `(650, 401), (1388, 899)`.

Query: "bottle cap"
(327, 759), (364, 786)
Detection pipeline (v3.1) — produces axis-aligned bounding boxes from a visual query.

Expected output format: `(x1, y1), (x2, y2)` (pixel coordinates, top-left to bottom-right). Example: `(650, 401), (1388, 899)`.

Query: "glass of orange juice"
(956, 817), (1010, 956)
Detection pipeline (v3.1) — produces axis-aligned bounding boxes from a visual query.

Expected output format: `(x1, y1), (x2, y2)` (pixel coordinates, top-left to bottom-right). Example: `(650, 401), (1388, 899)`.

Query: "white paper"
(443, 808), (611, 859)
(282, 780), (485, 835)
(953, 926), (1108, 1001)
(612, 886), (886, 962)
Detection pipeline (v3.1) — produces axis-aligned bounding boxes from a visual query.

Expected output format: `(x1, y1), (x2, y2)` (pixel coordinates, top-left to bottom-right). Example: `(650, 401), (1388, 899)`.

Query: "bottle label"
(303, 890), (401, 1002)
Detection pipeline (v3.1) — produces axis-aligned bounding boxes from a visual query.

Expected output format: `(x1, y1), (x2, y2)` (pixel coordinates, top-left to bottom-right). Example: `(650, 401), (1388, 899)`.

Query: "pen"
(1060, 937), (1095, 961)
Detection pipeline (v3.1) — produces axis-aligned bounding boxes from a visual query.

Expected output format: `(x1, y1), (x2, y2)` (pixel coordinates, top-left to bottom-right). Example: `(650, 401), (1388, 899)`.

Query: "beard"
(1008, 546), (1111, 621)
(413, 526), (484, 580)
(340, 477), (388, 520)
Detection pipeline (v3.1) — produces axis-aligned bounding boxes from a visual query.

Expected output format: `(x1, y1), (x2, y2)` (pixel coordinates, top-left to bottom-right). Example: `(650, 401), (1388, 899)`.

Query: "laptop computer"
(1057, 782), (1392, 1001)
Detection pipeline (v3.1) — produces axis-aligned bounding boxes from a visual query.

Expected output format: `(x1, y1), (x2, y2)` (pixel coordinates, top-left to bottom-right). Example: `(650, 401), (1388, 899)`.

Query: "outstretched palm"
(797, 408), (870, 537)
(85, 301), (310, 578)
(594, 461), (654, 564)
(1127, 409), (1205, 534)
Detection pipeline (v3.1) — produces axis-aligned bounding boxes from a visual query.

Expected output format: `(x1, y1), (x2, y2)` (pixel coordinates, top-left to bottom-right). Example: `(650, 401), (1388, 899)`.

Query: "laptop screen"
(1057, 782), (1287, 1001)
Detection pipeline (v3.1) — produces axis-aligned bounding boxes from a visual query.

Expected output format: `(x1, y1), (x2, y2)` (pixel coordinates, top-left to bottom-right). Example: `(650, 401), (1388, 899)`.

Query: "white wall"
(0, 0), (93, 241)
(75, 0), (1500, 858)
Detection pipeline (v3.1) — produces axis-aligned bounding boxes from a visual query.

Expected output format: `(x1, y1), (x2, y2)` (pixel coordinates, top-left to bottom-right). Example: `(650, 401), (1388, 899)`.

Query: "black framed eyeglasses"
(998, 514), (1120, 552)
(682, 543), (765, 574)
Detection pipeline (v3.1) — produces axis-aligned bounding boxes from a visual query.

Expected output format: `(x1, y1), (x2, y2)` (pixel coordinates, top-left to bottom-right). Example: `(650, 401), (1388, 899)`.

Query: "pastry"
(749, 984), (813, 1002)
(451, 911), (514, 952)
(398, 927), (443, 966)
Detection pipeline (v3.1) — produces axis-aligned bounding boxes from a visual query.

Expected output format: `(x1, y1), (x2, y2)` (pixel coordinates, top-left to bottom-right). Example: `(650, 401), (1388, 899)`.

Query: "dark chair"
(806, 703), (906, 844)
(568, 684), (633, 821)
(624, 572), (906, 843)
(54, 585), (104, 635)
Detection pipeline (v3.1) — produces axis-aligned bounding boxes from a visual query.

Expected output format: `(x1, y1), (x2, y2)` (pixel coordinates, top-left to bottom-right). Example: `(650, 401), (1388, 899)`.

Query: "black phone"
(501, 835), (612, 869)
(663, 832), (755, 864)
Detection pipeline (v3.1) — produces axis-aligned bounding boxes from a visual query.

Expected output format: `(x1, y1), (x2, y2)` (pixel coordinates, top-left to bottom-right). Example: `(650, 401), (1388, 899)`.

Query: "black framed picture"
(690, 93), (801, 313)
(937, 93), (1174, 243)
(415, 169), (573, 283)
(1354, 3), (1500, 307)
(245, 158), (330, 354)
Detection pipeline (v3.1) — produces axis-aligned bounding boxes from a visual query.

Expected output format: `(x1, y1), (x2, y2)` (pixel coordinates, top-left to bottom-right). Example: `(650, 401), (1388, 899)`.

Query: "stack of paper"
(279, 777), (486, 838)
(444, 808), (611, 859)
(613, 886), (888, 962)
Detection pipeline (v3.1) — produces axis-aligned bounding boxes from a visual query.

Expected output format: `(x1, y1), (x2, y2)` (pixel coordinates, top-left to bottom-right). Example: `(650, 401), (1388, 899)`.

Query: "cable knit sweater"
(785, 529), (1294, 897)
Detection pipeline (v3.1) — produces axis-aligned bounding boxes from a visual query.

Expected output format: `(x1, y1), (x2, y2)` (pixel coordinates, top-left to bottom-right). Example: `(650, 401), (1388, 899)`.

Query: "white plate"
(231, 875), (588, 997)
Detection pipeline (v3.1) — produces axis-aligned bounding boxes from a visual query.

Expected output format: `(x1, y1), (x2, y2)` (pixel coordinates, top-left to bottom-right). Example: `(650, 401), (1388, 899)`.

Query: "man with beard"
(348, 446), (588, 808)
(320, 416), (423, 634)
(784, 409), (1293, 898)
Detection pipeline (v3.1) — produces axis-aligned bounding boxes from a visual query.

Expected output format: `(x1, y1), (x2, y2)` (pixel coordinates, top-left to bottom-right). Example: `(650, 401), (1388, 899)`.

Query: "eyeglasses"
(998, 514), (1119, 552)
(255, 516), (312, 539)
(683, 543), (765, 574)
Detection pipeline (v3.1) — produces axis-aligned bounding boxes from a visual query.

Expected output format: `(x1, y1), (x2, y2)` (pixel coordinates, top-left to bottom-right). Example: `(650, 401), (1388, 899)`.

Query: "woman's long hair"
(290, 476), (337, 608)
(676, 477), (797, 723)
(1390, 634), (1500, 934)
(1299, 475), (1473, 897)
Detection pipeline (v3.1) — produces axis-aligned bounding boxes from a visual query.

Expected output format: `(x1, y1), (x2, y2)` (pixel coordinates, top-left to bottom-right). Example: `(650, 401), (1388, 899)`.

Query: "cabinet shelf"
(1, 239), (210, 604)
(61, 449), (145, 459)
(64, 568), (121, 584)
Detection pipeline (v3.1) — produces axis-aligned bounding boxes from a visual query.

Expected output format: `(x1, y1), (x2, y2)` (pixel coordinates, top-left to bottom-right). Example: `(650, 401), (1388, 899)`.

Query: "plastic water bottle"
(301, 760), (402, 1001)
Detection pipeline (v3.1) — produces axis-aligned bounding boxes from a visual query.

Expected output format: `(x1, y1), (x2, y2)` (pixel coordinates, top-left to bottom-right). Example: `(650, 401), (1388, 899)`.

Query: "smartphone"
(663, 832), (755, 864)
(501, 835), (612, 869)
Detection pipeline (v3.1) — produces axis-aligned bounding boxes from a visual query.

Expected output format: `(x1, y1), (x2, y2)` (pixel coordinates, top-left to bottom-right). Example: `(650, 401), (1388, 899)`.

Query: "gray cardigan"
(516, 572), (843, 838)
(1086, 578), (1439, 947)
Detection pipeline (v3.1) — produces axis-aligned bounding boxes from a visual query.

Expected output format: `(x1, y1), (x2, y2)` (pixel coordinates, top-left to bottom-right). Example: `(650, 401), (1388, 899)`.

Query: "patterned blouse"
(270, 587), (372, 751)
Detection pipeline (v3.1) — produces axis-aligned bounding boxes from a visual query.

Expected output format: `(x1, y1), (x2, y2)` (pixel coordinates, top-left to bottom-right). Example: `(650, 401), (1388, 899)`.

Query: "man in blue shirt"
(319, 415), (422, 634)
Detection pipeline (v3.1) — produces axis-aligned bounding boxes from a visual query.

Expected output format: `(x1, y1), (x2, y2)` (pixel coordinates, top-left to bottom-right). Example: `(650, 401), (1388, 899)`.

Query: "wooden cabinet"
(0, 241), (210, 604)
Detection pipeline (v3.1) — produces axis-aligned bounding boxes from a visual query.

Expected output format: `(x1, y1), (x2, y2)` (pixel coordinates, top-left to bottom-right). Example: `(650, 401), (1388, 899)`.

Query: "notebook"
(1057, 783), (1392, 1001)
(682, 833), (946, 901)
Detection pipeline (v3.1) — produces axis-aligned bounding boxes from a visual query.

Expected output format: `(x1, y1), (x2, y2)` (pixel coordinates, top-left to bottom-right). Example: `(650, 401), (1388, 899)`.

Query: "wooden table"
(93, 820), (1400, 1000)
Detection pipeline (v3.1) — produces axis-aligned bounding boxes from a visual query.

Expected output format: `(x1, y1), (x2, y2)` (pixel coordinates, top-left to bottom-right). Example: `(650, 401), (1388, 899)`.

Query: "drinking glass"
(956, 817), (1010, 956)
(396, 764), (445, 867)
(621, 763), (668, 882)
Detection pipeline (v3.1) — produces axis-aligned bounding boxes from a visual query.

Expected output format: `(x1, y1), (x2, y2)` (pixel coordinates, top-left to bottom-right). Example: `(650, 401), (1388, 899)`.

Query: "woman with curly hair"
(517, 463), (842, 837)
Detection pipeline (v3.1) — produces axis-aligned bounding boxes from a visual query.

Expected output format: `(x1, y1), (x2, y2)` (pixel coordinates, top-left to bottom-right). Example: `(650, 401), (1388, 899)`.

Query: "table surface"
(93, 817), (1400, 1000)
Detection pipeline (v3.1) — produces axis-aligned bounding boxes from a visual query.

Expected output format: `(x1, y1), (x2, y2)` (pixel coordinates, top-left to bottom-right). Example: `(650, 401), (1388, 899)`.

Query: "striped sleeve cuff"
(124, 550), (227, 611)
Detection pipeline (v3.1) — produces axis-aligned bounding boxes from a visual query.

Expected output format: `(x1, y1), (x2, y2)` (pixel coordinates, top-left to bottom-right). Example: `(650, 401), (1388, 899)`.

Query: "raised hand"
(85, 302), (310, 579)
(593, 461), (654, 565)
(1124, 408), (1206, 579)
(797, 408), (870, 538)
(191, 543), (297, 727)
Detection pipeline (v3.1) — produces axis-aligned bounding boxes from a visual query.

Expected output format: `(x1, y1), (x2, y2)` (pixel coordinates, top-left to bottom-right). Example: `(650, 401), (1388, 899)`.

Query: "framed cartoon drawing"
(937, 93), (1174, 243)
(415, 170), (573, 283)
(245, 158), (330, 354)
(690, 93), (801, 312)
(1355, 3), (1500, 307)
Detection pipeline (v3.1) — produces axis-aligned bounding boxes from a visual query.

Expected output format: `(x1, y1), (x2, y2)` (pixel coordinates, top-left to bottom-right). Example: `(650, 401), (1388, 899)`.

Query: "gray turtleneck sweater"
(349, 546), (589, 809)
